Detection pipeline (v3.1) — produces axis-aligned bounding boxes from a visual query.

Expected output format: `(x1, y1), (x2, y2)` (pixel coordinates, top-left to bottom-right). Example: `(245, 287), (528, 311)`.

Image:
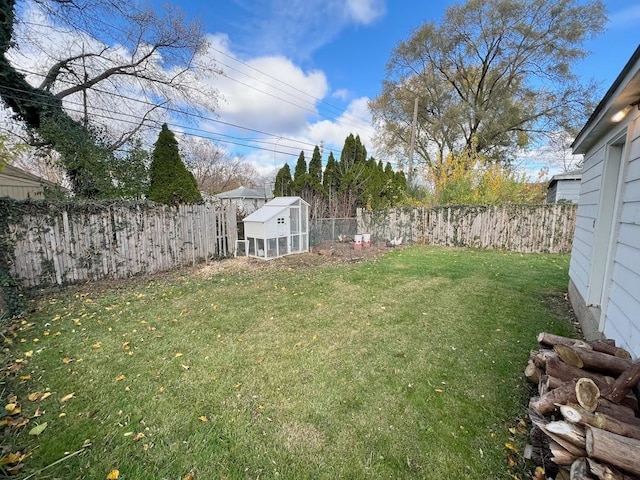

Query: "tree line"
(273, 134), (407, 218)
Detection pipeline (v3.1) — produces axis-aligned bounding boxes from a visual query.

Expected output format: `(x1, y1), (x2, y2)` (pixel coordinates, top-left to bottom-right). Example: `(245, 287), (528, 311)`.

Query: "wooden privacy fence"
(5, 201), (237, 287)
(357, 204), (577, 253)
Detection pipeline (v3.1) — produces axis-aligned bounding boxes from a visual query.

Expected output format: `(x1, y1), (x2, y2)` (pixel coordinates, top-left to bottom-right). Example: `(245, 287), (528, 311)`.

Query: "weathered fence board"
(6, 202), (237, 287)
(357, 204), (577, 253)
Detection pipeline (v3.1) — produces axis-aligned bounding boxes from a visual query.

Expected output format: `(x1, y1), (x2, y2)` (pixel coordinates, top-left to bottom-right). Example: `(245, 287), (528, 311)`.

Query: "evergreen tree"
(309, 145), (323, 189)
(323, 152), (338, 192)
(274, 163), (293, 196)
(148, 124), (202, 205)
(292, 151), (309, 193)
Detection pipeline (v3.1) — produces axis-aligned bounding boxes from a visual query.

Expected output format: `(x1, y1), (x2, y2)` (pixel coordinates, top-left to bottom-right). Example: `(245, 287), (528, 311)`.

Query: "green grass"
(1, 246), (576, 479)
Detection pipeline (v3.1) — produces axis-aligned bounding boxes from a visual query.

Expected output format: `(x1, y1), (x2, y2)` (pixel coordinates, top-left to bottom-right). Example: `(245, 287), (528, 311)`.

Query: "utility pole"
(407, 97), (419, 187)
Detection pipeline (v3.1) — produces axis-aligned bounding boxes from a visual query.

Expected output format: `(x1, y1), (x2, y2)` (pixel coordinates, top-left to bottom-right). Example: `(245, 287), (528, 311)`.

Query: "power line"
(16, 19), (377, 136)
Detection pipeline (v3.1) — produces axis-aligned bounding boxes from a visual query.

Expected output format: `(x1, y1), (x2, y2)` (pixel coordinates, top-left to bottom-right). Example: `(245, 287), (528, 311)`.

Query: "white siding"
(244, 222), (264, 238)
(569, 146), (605, 297)
(603, 117), (640, 357)
(554, 179), (582, 203)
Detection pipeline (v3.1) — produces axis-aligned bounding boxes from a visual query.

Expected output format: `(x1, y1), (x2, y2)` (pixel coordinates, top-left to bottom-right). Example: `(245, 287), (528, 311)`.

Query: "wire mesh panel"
(309, 218), (357, 246)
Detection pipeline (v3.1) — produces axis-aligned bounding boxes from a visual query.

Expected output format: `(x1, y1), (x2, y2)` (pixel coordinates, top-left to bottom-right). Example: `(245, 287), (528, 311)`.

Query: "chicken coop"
(241, 196), (310, 260)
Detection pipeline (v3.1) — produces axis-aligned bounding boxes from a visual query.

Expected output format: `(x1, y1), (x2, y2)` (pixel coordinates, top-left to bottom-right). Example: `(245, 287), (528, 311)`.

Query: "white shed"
(568, 45), (640, 357)
(546, 170), (582, 203)
(242, 196), (310, 259)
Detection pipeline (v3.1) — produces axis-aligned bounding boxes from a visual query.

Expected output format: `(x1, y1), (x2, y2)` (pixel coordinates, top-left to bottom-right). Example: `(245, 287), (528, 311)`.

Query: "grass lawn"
(1, 246), (576, 479)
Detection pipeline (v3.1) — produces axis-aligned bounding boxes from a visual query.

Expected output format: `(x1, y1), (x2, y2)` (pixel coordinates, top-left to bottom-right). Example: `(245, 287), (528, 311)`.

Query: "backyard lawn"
(1, 246), (576, 479)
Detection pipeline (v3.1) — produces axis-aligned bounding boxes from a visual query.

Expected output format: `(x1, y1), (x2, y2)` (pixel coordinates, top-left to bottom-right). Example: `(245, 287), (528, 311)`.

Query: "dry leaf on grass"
(106, 469), (120, 479)
(60, 392), (75, 402)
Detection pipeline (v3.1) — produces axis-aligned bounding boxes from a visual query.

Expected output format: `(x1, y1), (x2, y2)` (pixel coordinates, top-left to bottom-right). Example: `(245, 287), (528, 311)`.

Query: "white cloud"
(331, 89), (350, 101)
(346, 0), (385, 24)
(228, 0), (386, 59)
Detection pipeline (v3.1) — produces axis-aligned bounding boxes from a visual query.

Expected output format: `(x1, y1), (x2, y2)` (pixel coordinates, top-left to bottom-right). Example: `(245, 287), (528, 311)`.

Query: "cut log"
(555, 345), (632, 376)
(526, 359), (542, 384)
(570, 457), (595, 480)
(585, 426), (640, 476)
(547, 375), (564, 390)
(589, 341), (632, 360)
(586, 458), (636, 480)
(596, 400), (639, 423)
(602, 359), (640, 404)
(555, 344), (585, 368)
(546, 421), (586, 449)
(533, 349), (558, 370)
(576, 378), (600, 413)
(538, 332), (593, 350)
(546, 355), (613, 390)
(560, 404), (640, 441)
(539, 374), (550, 396)
(530, 380), (577, 416)
(550, 440), (578, 465)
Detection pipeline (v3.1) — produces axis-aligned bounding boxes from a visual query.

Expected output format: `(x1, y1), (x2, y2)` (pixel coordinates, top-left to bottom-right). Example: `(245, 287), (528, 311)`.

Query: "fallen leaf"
(181, 364), (190, 370)
(5, 403), (18, 412)
(183, 469), (196, 480)
(504, 442), (518, 453)
(40, 392), (52, 401)
(60, 392), (76, 403)
(132, 432), (145, 442)
(19, 375), (31, 381)
(24, 350), (33, 358)
(115, 374), (126, 382)
(434, 388), (444, 393)
(122, 342), (130, 351)
(62, 357), (73, 364)
(198, 415), (208, 422)
(0, 452), (21, 465)
(91, 342), (102, 349)
(157, 387), (165, 394)
(28, 422), (48, 436)
(174, 352), (183, 358)
(28, 392), (42, 402)
(106, 469), (120, 479)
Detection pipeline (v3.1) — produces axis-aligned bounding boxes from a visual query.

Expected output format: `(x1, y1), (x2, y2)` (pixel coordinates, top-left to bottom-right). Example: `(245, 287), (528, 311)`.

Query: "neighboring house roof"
(215, 185), (266, 200)
(243, 196), (310, 223)
(572, 44), (640, 154)
(1, 164), (55, 187)
(547, 170), (582, 187)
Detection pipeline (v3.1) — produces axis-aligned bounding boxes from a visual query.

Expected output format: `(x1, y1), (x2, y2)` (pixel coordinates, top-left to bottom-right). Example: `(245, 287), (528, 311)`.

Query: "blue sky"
(156, 0), (639, 176)
(30, 0), (640, 177)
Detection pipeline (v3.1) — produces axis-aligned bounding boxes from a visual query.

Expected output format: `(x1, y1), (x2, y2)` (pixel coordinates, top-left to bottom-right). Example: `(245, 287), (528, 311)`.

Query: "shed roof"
(572, 45), (640, 154)
(215, 185), (265, 200)
(243, 196), (309, 223)
(548, 170), (582, 187)
(0, 164), (55, 187)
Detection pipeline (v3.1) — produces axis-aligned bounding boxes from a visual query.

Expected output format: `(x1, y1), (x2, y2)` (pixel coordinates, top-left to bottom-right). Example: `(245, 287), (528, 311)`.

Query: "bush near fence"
(357, 204), (577, 253)
(0, 199), (237, 289)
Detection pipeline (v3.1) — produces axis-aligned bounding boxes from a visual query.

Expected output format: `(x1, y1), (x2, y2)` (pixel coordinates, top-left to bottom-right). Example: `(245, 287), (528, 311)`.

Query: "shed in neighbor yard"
(569, 45), (640, 358)
(546, 170), (582, 203)
(242, 196), (309, 259)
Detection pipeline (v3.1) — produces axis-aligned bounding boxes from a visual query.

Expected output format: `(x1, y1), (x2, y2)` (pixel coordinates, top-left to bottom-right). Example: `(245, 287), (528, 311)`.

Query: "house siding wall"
(569, 146), (605, 297)
(603, 115), (640, 357)
(0, 174), (45, 200)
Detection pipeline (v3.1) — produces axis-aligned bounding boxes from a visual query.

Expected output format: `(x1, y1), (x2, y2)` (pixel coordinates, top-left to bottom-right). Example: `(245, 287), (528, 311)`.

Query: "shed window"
(277, 217), (285, 224)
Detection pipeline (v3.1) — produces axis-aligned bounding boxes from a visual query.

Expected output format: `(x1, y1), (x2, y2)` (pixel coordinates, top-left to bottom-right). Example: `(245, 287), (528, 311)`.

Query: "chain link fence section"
(309, 218), (357, 246)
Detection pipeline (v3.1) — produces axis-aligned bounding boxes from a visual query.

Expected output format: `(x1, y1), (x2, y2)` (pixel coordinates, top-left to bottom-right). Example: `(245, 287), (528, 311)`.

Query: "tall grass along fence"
(357, 204), (577, 253)
(1, 199), (237, 288)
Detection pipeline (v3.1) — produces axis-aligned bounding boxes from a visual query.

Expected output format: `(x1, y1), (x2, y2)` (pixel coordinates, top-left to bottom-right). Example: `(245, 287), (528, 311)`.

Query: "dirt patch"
(193, 240), (403, 279)
(281, 422), (326, 451)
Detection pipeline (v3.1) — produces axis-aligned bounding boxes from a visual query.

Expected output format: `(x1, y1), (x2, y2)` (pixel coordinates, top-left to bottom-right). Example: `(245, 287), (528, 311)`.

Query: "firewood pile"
(525, 332), (640, 480)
